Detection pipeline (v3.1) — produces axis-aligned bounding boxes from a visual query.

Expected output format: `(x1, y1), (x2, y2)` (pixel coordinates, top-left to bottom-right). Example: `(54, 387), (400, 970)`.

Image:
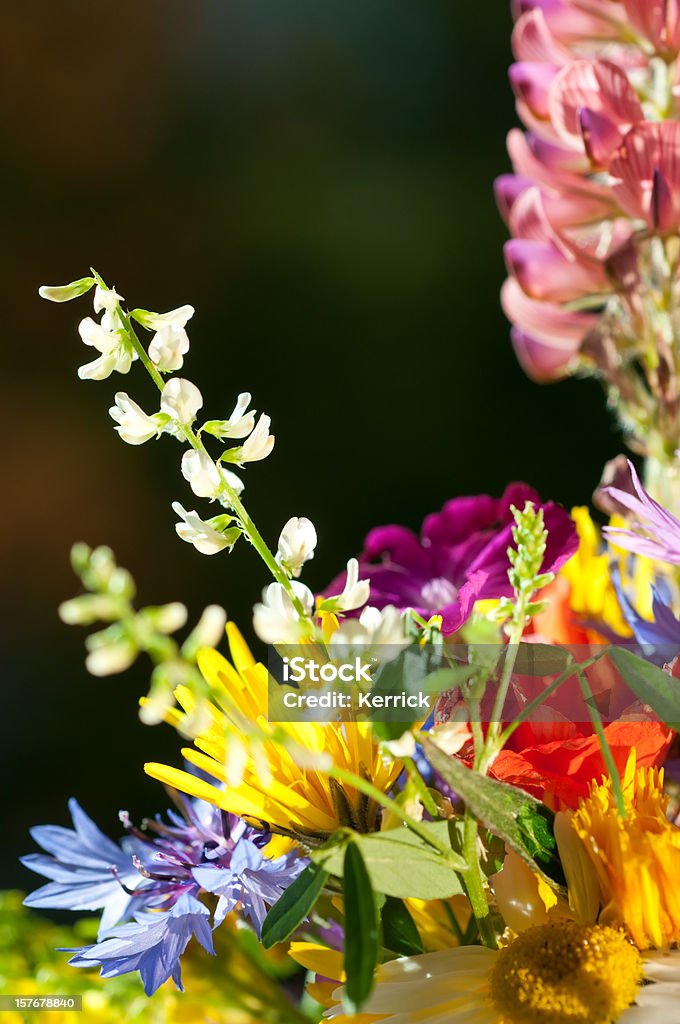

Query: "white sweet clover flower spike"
(181, 449), (244, 499)
(172, 501), (241, 555)
(160, 378), (203, 424)
(147, 306), (195, 372)
(276, 516), (317, 578)
(77, 317), (133, 380)
(202, 392), (256, 440)
(252, 581), (314, 644)
(109, 393), (166, 445)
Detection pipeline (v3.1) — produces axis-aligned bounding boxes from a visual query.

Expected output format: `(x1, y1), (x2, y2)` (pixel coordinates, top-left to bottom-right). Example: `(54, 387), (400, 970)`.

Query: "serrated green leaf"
(343, 842), (379, 1014)
(261, 862), (327, 949)
(380, 897), (423, 956)
(313, 821), (465, 900)
(608, 646), (680, 728)
(422, 736), (565, 888)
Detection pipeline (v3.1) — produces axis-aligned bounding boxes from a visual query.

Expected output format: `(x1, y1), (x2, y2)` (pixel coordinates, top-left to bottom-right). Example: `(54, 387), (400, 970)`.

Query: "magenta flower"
(603, 459), (680, 564)
(324, 486), (577, 635)
(498, 0), (680, 420)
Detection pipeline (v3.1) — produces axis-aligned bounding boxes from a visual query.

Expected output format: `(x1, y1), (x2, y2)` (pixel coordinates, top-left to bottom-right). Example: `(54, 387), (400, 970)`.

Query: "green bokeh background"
(1, 2), (623, 889)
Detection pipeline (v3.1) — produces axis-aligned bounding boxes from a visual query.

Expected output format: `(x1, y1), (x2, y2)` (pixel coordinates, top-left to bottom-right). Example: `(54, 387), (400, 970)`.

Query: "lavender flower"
(614, 575), (680, 664)
(23, 790), (305, 994)
(67, 892), (213, 997)
(603, 461), (680, 565)
(21, 798), (146, 937)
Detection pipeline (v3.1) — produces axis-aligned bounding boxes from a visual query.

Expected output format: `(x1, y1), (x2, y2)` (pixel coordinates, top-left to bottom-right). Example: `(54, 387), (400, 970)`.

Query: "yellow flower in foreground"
(326, 925), (680, 1024)
(567, 752), (680, 950)
(145, 623), (402, 844)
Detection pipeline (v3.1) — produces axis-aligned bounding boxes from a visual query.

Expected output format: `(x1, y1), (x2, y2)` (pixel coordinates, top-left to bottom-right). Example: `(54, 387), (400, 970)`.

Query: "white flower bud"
(147, 602), (188, 634)
(79, 317), (118, 354)
(172, 501), (239, 555)
(147, 307), (194, 372)
(181, 450), (244, 500)
(161, 378), (203, 423)
(334, 558), (371, 612)
(181, 450), (222, 498)
(185, 604), (227, 653)
(252, 581), (314, 644)
(93, 285), (124, 314)
(277, 516), (317, 578)
(78, 352), (120, 381)
(383, 731), (417, 759)
(77, 317), (132, 380)
(109, 392), (162, 445)
(38, 277), (95, 303)
(239, 414), (275, 463)
(202, 393), (256, 440)
(85, 639), (137, 676)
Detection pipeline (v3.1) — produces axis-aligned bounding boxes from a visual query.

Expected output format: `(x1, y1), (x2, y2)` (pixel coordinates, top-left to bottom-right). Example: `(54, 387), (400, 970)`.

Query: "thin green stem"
(484, 651), (608, 762)
(576, 668), (627, 817)
(461, 810), (497, 949)
(327, 766), (467, 870)
(441, 899), (465, 944)
(113, 300), (311, 624)
(403, 756), (439, 819)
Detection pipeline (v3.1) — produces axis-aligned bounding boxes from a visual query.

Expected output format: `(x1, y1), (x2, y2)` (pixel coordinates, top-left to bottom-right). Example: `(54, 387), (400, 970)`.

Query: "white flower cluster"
(39, 276), (278, 561)
(58, 543), (227, 733)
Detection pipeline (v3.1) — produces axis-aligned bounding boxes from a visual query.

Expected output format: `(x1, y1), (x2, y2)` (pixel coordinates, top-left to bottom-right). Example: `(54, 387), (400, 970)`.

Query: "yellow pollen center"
(489, 922), (643, 1024)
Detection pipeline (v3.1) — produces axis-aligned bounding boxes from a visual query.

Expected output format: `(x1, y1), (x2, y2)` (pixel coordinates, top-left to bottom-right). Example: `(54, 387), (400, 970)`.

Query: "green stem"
(327, 766), (467, 870)
(403, 756), (439, 819)
(495, 651), (606, 748)
(113, 301), (311, 624)
(462, 810), (497, 949)
(576, 668), (627, 817)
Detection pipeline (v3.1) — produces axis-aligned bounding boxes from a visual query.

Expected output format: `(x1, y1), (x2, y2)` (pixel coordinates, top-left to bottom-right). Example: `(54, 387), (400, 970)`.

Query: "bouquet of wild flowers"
(12, 4), (680, 1022)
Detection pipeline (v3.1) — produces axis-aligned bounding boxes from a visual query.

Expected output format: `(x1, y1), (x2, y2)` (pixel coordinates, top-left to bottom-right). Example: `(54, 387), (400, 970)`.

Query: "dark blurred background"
(1, 2), (624, 889)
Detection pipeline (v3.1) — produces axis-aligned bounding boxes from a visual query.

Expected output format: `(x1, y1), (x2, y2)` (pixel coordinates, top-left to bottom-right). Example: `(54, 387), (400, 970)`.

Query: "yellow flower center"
(489, 923), (642, 1024)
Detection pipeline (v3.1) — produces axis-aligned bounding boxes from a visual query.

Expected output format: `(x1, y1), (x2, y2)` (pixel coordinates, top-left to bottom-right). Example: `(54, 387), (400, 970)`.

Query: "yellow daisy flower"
(564, 752), (680, 950)
(145, 623), (402, 845)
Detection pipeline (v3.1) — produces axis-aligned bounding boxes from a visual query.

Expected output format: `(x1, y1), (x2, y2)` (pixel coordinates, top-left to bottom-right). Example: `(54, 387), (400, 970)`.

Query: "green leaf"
(608, 646), (680, 728)
(343, 842), (379, 1014)
(313, 822), (465, 900)
(380, 897), (423, 956)
(261, 862), (328, 949)
(421, 736), (565, 888)
(510, 643), (572, 677)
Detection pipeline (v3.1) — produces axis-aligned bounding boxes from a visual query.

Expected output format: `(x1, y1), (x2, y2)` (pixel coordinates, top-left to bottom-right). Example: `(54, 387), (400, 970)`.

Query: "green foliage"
(261, 863), (329, 950)
(421, 737), (566, 888)
(342, 843), (379, 1014)
(608, 646), (680, 728)
(380, 897), (423, 956)
(313, 822), (466, 900)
